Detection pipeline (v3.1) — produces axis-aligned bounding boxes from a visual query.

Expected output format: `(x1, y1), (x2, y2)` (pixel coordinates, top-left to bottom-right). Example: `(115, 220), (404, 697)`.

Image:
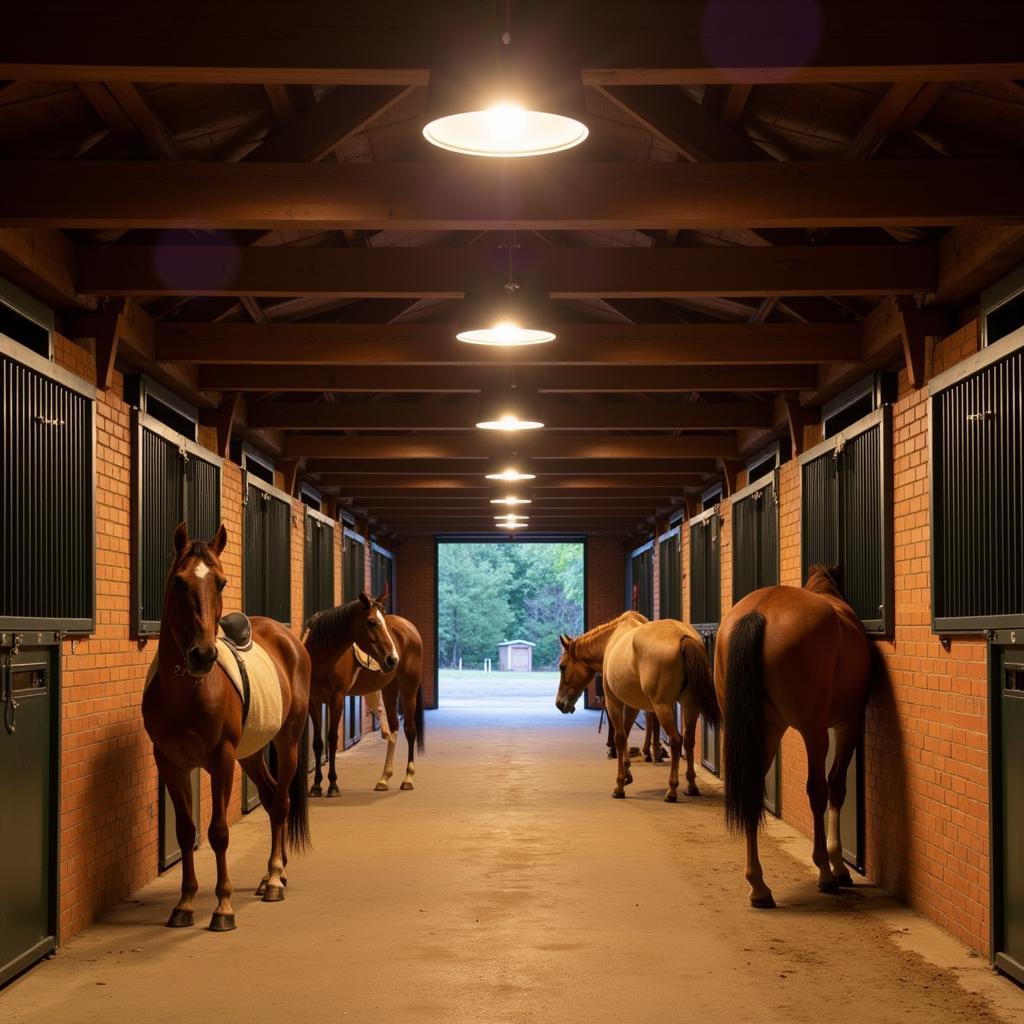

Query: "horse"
(555, 612), (721, 802)
(716, 565), (872, 908)
(305, 594), (425, 795)
(141, 523), (311, 932)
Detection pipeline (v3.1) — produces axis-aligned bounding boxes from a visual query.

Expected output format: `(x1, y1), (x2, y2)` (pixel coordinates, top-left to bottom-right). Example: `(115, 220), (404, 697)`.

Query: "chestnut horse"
(556, 612), (721, 802)
(307, 609), (425, 795)
(716, 566), (872, 908)
(142, 523), (311, 931)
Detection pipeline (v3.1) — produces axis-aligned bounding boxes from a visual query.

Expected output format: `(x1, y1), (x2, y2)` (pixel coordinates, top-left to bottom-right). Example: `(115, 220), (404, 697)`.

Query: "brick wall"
(395, 537), (436, 707)
(586, 536), (625, 629)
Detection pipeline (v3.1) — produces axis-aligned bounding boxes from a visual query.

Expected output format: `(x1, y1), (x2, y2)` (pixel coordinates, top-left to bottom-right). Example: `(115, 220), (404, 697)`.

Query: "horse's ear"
(358, 591), (372, 608)
(208, 523), (228, 557)
(374, 581), (389, 607)
(559, 633), (573, 652)
(173, 522), (189, 556)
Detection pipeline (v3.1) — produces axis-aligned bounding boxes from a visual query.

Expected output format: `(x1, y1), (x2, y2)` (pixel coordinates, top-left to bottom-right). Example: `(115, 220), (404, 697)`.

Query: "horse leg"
(604, 692), (630, 798)
(207, 746), (237, 931)
(400, 684), (418, 791)
(803, 728), (838, 894)
(622, 704), (639, 785)
(240, 752), (288, 895)
(308, 701), (324, 797)
(262, 735), (298, 902)
(653, 704), (685, 802)
(643, 717), (654, 762)
(155, 750), (198, 928)
(681, 706), (699, 796)
(326, 694), (343, 797)
(747, 722), (786, 908)
(375, 686), (400, 791)
(826, 720), (860, 887)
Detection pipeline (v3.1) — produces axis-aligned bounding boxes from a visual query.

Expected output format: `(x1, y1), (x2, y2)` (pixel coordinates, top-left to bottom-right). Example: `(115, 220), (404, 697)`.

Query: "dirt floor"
(3, 674), (1022, 1024)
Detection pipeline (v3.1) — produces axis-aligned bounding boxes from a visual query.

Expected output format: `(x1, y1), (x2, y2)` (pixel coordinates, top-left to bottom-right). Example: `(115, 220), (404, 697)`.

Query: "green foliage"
(437, 542), (584, 669)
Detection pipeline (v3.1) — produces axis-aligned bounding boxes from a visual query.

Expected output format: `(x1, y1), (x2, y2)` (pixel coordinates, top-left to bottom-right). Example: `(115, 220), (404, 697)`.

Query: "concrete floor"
(4, 674), (1023, 1023)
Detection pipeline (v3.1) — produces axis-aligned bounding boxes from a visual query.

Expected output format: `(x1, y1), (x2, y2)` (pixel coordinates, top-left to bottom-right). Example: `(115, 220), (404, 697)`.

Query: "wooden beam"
(278, 460), (301, 497)
(283, 433), (738, 460)
(6, 159), (1024, 231)
(895, 296), (952, 388)
(842, 82), (933, 161)
(719, 458), (744, 497)
(104, 82), (182, 161)
(246, 398), (773, 431)
(0, 227), (93, 310)
(66, 297), (126, 390)
(784, 397), (818, 456)
(935, 225), (1024, 305)
(247, 85), (416, 162)
(155, 322), (863, 366)
(197, 363), (819, 393)
(4, 2), (1024, 85)
(326, 474), (701, 491)
(309, 459), (715, 479)
(722, 85), (752, 126)
(264, 85), (298, 126)
(77, 243), (937, 298)
(206, 392), (241, 458)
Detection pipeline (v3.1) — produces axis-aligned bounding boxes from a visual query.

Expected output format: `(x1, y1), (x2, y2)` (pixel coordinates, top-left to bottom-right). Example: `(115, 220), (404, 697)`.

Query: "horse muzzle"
(383, 653), (399, 672)
(555, 699), (576, 715)
(186, 643), (217, 677)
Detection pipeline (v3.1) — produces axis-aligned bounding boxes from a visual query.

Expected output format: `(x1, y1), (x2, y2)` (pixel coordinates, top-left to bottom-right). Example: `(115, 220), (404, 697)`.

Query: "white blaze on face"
(193, 562), (210, 579)
(376, 609), (399, 663)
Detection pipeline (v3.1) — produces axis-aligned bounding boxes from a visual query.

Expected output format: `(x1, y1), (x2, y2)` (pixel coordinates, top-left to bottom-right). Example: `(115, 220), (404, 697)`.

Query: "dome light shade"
(423, 102), (588, 158)
(489, 496), (532, 506)
(485, 454), (536, 481)
(456, 320), (556, 347)
(476, 412), (544, 431)
(476, 386), (544, 432)
(494, 512), (529, 521)
(496, 520), (529, 529)
(485, 465), (535, 482)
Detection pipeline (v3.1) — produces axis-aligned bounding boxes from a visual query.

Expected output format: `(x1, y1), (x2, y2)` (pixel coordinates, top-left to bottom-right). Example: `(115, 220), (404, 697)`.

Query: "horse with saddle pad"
(716, 565), (874, 908)
(555, 612), (721, 802)
(305, 591), (425, 795)
(142, 523), (312, 931)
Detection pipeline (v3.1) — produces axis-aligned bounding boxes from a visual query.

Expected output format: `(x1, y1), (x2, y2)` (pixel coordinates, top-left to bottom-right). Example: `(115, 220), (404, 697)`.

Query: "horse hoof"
(686, 785), (701, 797)
(255, 880), (267, 896)
(606, 749), (616, 759)
(309, 785), (323, 797)
(262, 884), (285, 903)
(611, 790), (625, 799)
(374, 781), (389, 792)
(664, 792), (678, 803)
(643, 754), (653, 763)
(400, 781), (414, 791)
(834, 871), (854, 888)
(818, 879), (841, 895)
(326, 785), (340, 797)
(166, 908), (194, 928)
(751, 895), (776, 910)
(209, 913), (236, 932)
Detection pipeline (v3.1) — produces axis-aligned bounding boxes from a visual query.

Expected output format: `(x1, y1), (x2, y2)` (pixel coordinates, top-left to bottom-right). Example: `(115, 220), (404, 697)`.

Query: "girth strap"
(221, 639), (252, 725)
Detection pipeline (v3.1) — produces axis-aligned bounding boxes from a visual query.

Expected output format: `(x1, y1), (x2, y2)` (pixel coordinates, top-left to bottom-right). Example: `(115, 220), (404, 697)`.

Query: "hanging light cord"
(504, 230), (520, 297)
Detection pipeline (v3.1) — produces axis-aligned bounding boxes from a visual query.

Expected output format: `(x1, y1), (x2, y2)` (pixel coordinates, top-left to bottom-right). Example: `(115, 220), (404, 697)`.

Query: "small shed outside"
(497, 640), (535, 672)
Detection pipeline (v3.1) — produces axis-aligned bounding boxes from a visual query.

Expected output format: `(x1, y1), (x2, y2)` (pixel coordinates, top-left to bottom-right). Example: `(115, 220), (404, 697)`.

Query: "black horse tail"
(724, 611), (767, 835)
(287, 720), (313, 854)
(681, 634), (721, 728)
(414, 684), (426, 754)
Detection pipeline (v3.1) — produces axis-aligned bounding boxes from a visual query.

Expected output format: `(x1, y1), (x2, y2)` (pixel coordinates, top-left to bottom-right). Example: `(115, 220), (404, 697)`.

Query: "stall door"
(344, 695), (362, 749)
(698, 629), (720, 775)
(0, 640), (58, 987)
(992, 636), (1024, 985)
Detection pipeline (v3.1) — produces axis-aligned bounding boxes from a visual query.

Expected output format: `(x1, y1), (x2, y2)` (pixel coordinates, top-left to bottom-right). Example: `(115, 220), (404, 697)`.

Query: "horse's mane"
(304, 599), (364, 650)
(568, 611), (646, 664)
(805, 564), (844, 598)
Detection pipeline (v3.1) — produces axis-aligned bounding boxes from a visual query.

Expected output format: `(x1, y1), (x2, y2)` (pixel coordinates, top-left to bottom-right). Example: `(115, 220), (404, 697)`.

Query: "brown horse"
(307, 610), (425, 795)
(556, 612), (721, 802)
(716, 566), (872, 908)
(141, 523), (311, 931)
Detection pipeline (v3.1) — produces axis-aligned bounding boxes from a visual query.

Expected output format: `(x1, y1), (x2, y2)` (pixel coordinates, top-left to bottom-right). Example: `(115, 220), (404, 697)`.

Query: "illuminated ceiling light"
(485, 454), (536, 482)
(423, 101), (588, 159)
(489, 496), (532, 506)
(495, 520), (529, 529)
(485, 466), (535, 482)
(494, 512), (529, 521)
(457, 233), (556, 347)
(475, 385), (544, 432)
(476, 412), (544, 431)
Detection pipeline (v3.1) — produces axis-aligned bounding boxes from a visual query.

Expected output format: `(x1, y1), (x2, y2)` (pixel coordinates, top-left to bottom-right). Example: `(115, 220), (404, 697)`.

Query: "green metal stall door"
(993, 640), (1024, 985)
(0, 644), (58, 987)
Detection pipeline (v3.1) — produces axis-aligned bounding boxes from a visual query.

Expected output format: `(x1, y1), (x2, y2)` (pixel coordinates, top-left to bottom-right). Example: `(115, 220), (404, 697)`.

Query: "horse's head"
(555, 632), (595, 714)
(164, 522), (228, 677)
(806, 564), (844, 597)
(353, 583), (399, 672)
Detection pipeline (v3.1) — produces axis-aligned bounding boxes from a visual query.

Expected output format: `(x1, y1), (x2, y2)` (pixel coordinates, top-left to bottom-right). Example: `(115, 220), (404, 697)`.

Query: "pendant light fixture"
(475, 384), (544, 432)
(485, 454), (536, 482)
(496, 520), (529, 530)
(489, 495), (532, 506)
(456, 233), (556, 347)
(422, 9), (589, 160)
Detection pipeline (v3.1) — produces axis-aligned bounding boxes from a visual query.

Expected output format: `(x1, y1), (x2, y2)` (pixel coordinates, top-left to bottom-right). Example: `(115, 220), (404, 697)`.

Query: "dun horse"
(142, 524), (311, 931)
(556, 612), (721, 802)
(305, 591), (425, 795)
(716, 566), (872, 908)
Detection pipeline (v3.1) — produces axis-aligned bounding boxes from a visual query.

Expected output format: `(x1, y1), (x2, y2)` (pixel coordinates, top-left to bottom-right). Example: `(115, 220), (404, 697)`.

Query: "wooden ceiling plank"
(245, 397), (773, 431)
(76, 242), (937, 298)
(155, 321), (862, 366)
(307, 458), (716, 477)
(7, 159), (1024, 231)
(197, 363), (819, 393)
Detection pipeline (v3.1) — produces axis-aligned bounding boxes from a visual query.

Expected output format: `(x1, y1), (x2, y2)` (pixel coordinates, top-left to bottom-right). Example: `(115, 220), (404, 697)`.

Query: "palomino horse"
(142, 524), (311, 931)
(306, 605), (425, 795)
(556, 612), (721, 802)
(716, 566), (872, 908)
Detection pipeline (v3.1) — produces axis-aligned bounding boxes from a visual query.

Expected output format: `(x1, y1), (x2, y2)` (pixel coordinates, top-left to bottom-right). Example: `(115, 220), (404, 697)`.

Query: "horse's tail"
(287, 720), (313, 854)
(681, 634), (720, 727)
(723, 611), (767, 835)
(414, 684), (425, 754)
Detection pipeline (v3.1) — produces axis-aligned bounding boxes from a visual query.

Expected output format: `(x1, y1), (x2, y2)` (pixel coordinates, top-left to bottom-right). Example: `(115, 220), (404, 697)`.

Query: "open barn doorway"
(435, 538), (586, 715)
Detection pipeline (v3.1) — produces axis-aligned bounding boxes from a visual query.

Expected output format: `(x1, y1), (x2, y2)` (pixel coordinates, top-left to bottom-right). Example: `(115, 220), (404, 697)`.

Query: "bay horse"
(716, 565), (872, 908)
(556, 612), (721, 802)
(141, 523), (311, 931)
(305, 594), (425, 795)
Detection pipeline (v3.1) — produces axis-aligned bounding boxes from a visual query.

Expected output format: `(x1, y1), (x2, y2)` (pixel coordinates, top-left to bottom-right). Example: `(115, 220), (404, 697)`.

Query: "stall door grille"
(630, 546), (654, 618)
(303, 514), (335, 622)
(690, 513), (721, 626)
(244, 481), (291, 624)
(658, 533), (681, 620)
(1, 353), (94, 632)
(732, 477), (779, 602)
